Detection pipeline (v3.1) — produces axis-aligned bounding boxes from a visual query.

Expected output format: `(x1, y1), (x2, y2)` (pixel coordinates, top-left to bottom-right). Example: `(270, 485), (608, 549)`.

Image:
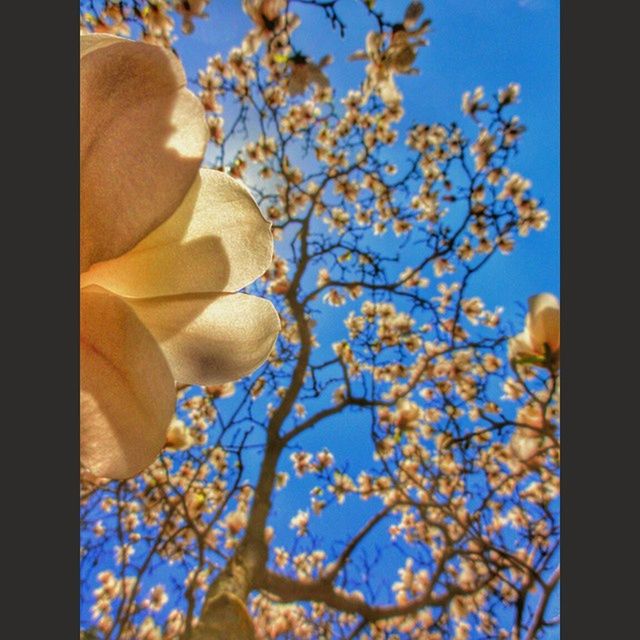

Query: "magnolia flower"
(509, 406), (552, 471)
(242, 0), (299, 54)
(508, 293), (560, 368)
(80, 34), (279, 479)
(176, 0), (210, 35)
(286, 53), (332, 96)
(164, 419), (192, 451)
(243, 0), (284, 25)
(141, 0), (175, 42)
(349, 2), (430, 105)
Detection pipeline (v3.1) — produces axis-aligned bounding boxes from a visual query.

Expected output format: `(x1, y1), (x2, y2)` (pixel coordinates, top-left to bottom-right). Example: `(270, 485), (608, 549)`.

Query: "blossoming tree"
(80, 2), (560, 639)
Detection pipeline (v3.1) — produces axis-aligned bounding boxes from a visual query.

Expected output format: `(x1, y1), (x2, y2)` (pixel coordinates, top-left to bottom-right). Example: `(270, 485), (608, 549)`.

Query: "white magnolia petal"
(526, 293), (560, 353)
(508, 331), (535, 361)
(80, 35), (208, 271)
(127, 292), (280, 385)
(81, 169), (273, 298)
(80, 287), (176, 479)
(80, 33), (122, 57)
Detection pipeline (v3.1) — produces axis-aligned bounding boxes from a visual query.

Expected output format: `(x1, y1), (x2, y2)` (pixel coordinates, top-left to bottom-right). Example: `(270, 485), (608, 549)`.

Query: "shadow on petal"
(126, 292), (281, 385)
(80, 286), (176, 479)
(81, 168), (274, 298)
(80, 36), (208, 271)
(81, 235), (231, 298)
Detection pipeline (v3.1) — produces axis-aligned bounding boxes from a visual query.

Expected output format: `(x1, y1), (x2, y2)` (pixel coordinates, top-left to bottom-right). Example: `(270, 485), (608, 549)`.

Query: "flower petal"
(80, 286), (176, 479)
(80, 169), (274, 298)
(526, 293), (560, 353)
(127, 292), (280, 385)
(80, 35), (208, 271)
(80, 32), (121, 57)
(508, 331), (534, 361)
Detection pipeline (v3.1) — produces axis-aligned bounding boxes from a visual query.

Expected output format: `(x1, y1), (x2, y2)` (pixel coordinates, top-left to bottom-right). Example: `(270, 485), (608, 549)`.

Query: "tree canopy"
(80, 2), (560, 639)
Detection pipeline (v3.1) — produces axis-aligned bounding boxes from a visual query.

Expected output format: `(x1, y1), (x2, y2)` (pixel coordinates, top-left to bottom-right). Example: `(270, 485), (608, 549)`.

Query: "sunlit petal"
(81, 169), (273, 297)
(80, 286), (176, 479)
(127, 292), (280, 385)
(508, 330), (534, 362)
(80, 35), (208, 271)
(526, 293), (560, 353)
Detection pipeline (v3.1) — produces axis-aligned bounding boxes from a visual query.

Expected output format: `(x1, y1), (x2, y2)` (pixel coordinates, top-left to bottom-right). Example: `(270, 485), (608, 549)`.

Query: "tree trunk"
(190, 592), (255, 640)
(189, 555), (256, 640)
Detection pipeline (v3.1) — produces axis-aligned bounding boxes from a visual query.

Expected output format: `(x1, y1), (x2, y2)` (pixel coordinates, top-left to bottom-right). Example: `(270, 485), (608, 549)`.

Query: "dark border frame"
(5, 1), (79, 635)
